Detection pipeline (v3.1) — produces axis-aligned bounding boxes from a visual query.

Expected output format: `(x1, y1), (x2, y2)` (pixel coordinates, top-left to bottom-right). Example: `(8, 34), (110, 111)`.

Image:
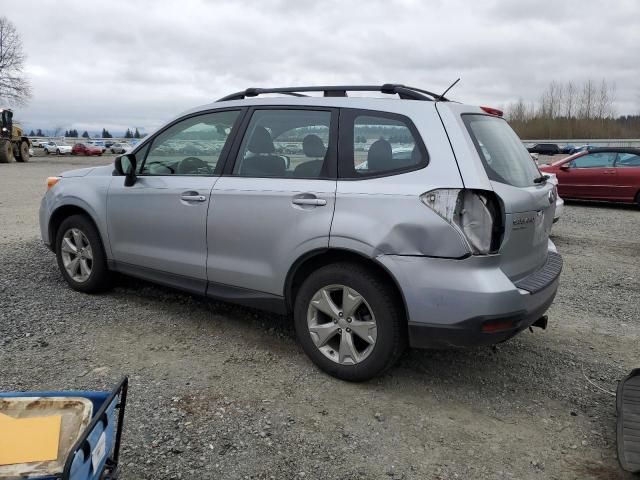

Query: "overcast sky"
(7, 0), (640, 134)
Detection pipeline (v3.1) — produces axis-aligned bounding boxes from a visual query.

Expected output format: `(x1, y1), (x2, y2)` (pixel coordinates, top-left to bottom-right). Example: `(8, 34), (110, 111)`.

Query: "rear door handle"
(292, 198), (327, 206)
(181, 191), (207, 202)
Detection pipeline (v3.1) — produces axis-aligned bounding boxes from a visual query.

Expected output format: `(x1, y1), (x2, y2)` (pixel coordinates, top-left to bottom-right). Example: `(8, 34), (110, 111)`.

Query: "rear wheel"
(56, 148), (61, 155)
(0, 140), (15, 163)
(16, 140), (29, 162)
(294, 263), (406, 381)
(55, 215), (112, 293)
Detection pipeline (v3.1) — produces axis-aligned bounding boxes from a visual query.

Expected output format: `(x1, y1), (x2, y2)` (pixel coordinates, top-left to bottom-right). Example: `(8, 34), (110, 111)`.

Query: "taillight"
(420, 188), (503, 255)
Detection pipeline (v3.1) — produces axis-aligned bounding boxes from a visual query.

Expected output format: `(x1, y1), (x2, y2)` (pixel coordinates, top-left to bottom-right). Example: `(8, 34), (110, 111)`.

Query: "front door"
(558, 151), (617, 199)
(206, 108), (338, 297)
(107, 109), (242, 293)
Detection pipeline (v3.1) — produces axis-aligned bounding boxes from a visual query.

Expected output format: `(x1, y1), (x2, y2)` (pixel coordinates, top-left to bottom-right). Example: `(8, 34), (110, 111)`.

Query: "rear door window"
(463, 114), (540, 188)
(615, 152), (640, 167)
(339, 110), (428, 178)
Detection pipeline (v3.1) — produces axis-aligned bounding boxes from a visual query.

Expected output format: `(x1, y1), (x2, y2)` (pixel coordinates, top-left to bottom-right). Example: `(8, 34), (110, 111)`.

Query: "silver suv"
(40, 84), (562, 381)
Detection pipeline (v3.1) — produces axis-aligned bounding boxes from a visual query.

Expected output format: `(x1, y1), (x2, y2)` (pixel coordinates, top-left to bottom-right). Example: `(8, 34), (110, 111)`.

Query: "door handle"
(292, 197), (327, 206)
(180, 192), (207, 202)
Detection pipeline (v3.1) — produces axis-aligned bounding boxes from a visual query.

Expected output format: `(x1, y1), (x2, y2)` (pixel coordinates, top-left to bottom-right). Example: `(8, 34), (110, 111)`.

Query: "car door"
(206, 107), (338, 299)
(559, 152), (616, 199)
(614, 152), (640, 202)
(106, 109), (243, 294)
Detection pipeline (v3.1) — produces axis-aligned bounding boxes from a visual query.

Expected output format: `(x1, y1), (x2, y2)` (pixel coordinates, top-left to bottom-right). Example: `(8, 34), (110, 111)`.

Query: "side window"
(347, 112), (427, 177)
(233, 109), (332, 178)
(140, 110), (240, 176)
(616, 152), (640, 167)
(572, 152), (616, 168)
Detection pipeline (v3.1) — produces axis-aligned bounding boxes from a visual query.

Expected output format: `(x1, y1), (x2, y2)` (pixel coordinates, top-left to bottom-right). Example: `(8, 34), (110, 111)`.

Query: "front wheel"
(55, 215), (112, 293)
(17, 140), (29, 162)
(294, 263), (406, 381)
(56, 149), (61, 155)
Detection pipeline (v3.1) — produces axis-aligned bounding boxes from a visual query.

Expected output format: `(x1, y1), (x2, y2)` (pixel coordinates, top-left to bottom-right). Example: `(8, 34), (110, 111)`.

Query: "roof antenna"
(439, 78), (460, 100)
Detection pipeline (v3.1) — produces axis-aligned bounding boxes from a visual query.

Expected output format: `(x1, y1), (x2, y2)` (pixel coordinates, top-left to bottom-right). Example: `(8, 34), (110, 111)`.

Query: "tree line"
(506, 79), (639, 139)
(28, 127), (144, 139)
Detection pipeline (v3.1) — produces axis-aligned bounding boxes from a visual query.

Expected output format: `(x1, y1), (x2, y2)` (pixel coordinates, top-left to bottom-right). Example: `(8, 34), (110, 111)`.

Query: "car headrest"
(367, 139), (393, 171)
(302, 134), (326, 158)
(248, 126), (275, 154)
(240, 155), (286, 177)
(294, 159), (324, 178)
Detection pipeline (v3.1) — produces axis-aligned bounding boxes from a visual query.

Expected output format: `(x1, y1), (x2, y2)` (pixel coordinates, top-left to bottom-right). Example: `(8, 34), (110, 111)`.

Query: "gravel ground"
(1, 155), (639, 479)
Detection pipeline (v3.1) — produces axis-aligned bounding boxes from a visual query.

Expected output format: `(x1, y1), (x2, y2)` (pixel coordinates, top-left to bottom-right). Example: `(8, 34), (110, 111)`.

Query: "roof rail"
(216, 84), (449, 102)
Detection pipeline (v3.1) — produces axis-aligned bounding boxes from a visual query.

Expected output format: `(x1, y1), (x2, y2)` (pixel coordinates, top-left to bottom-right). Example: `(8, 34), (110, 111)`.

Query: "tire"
(17, 140), (29, 162)
(44, 148), (50, 155)
(0, 139), (15, 163)
(293, 263), (406, 381)
(56, 149), (60, 155)
(55, 214), (112, 293)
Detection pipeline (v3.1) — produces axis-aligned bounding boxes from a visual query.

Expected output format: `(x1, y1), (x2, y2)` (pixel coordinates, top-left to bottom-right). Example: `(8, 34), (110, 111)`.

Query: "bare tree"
(0, 16), (31, 106)
(564, 81), (576, 118)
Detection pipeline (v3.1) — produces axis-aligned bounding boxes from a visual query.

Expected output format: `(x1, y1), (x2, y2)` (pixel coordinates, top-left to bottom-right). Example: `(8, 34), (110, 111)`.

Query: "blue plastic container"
(0, 377), (128, 480)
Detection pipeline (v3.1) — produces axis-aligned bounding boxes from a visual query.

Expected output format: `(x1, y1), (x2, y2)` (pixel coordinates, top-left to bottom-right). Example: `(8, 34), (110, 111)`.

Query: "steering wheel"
(177, 157), (212, 175)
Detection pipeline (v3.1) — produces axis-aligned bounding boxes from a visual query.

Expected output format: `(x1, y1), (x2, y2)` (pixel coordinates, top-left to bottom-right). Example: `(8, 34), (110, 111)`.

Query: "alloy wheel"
(307, 284), (377, 365)
(60, 228), (93, 283)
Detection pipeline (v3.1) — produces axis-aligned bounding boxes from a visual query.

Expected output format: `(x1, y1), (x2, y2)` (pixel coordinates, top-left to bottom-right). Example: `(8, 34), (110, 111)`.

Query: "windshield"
(463, 114), (540, 187)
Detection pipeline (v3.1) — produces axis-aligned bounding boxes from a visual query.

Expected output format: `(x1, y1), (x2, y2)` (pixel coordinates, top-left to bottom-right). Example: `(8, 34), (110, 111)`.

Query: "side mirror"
(114, 154), (137, 187)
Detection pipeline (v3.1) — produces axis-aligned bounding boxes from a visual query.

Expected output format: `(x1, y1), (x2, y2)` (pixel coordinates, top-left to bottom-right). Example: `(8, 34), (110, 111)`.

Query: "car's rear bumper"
(377, 246), (562, 348)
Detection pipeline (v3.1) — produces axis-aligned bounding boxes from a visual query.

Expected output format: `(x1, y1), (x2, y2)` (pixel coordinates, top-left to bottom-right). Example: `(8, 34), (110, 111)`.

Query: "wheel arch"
(284, 248), (408, 321)
(49, 205), (104, 253)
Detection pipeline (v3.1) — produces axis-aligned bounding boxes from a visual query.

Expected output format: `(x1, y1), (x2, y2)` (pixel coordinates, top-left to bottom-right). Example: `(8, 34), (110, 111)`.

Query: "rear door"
(206, 107), (338, 296)
(614, 152), (640, 202)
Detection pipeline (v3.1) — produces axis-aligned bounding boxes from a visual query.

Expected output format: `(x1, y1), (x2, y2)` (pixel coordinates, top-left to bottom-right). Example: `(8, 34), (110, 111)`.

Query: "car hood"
(61, 164), (113, 177)
(60, 167), (95, 177)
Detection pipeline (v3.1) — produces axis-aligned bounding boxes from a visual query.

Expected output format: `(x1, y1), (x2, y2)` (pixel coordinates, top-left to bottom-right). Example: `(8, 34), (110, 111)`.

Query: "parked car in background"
(71, 143), (103, 156)
(31, 139), (48, 148)
(539, 148), (640, 204)
(560, 144), (575, 154)
(105, 140), (115, 148)
(545, 173), (564, 223)
(568, 144), (595, 155)
(527, 143), (560, 155)
(87, 140), (107, 153)
(43, 141), (72, 155)
(40, 84), (561, 381)
(110, 142), (129, 154)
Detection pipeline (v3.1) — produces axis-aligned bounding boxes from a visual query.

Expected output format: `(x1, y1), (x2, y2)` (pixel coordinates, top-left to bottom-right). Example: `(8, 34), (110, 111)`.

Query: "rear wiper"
(533, 174), (549, 184)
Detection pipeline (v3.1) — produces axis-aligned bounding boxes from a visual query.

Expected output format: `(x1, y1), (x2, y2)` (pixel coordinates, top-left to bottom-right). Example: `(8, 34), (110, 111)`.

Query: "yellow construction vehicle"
(0, 108), (30, 163)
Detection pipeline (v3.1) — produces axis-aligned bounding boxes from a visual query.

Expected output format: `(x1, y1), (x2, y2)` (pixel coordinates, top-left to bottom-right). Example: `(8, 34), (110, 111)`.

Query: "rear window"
(463, 114), (540, 187)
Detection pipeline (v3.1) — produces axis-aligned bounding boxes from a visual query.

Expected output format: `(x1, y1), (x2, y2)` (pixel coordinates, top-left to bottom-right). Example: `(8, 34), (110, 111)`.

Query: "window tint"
(571, 152), (616, 168)
(234, 110), (332, 178)
(616, 152), (640, 167)
(352, 115), (425, 175)
(141, 110), (240, 176)
(463, 114), (540, 188)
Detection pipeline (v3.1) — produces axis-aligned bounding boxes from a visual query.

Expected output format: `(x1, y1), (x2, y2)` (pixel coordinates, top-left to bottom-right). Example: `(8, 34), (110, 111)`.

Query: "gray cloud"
(7, 0), (640, 133)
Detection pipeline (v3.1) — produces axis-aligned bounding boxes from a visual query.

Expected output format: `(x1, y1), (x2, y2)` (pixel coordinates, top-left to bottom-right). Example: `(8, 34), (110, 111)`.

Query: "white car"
(546, 173), (564, 223)
(43, 141), (72, 155)
(110, 143), (130, 154)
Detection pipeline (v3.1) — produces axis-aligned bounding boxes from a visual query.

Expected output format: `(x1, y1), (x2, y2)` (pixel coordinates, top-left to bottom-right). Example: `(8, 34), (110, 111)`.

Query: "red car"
(539, 148), (640, 204)
(71, 143), (103, 156)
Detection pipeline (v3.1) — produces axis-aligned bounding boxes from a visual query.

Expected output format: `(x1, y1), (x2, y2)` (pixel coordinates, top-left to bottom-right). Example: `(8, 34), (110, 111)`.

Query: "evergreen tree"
(36, 129), (44, 136)
(134, 128), (140, 139)
(124, 128), (132, 139)
(29, 130), (35, 136)
(82, 131), (89, 138)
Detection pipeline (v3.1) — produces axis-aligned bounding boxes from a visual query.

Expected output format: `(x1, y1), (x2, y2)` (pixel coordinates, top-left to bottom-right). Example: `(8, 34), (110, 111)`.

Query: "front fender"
(41, 176), (112, 258)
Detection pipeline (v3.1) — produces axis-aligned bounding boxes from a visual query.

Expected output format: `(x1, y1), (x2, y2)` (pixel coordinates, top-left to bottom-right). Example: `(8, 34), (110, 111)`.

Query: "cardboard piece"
(0, 412), (61, 465)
